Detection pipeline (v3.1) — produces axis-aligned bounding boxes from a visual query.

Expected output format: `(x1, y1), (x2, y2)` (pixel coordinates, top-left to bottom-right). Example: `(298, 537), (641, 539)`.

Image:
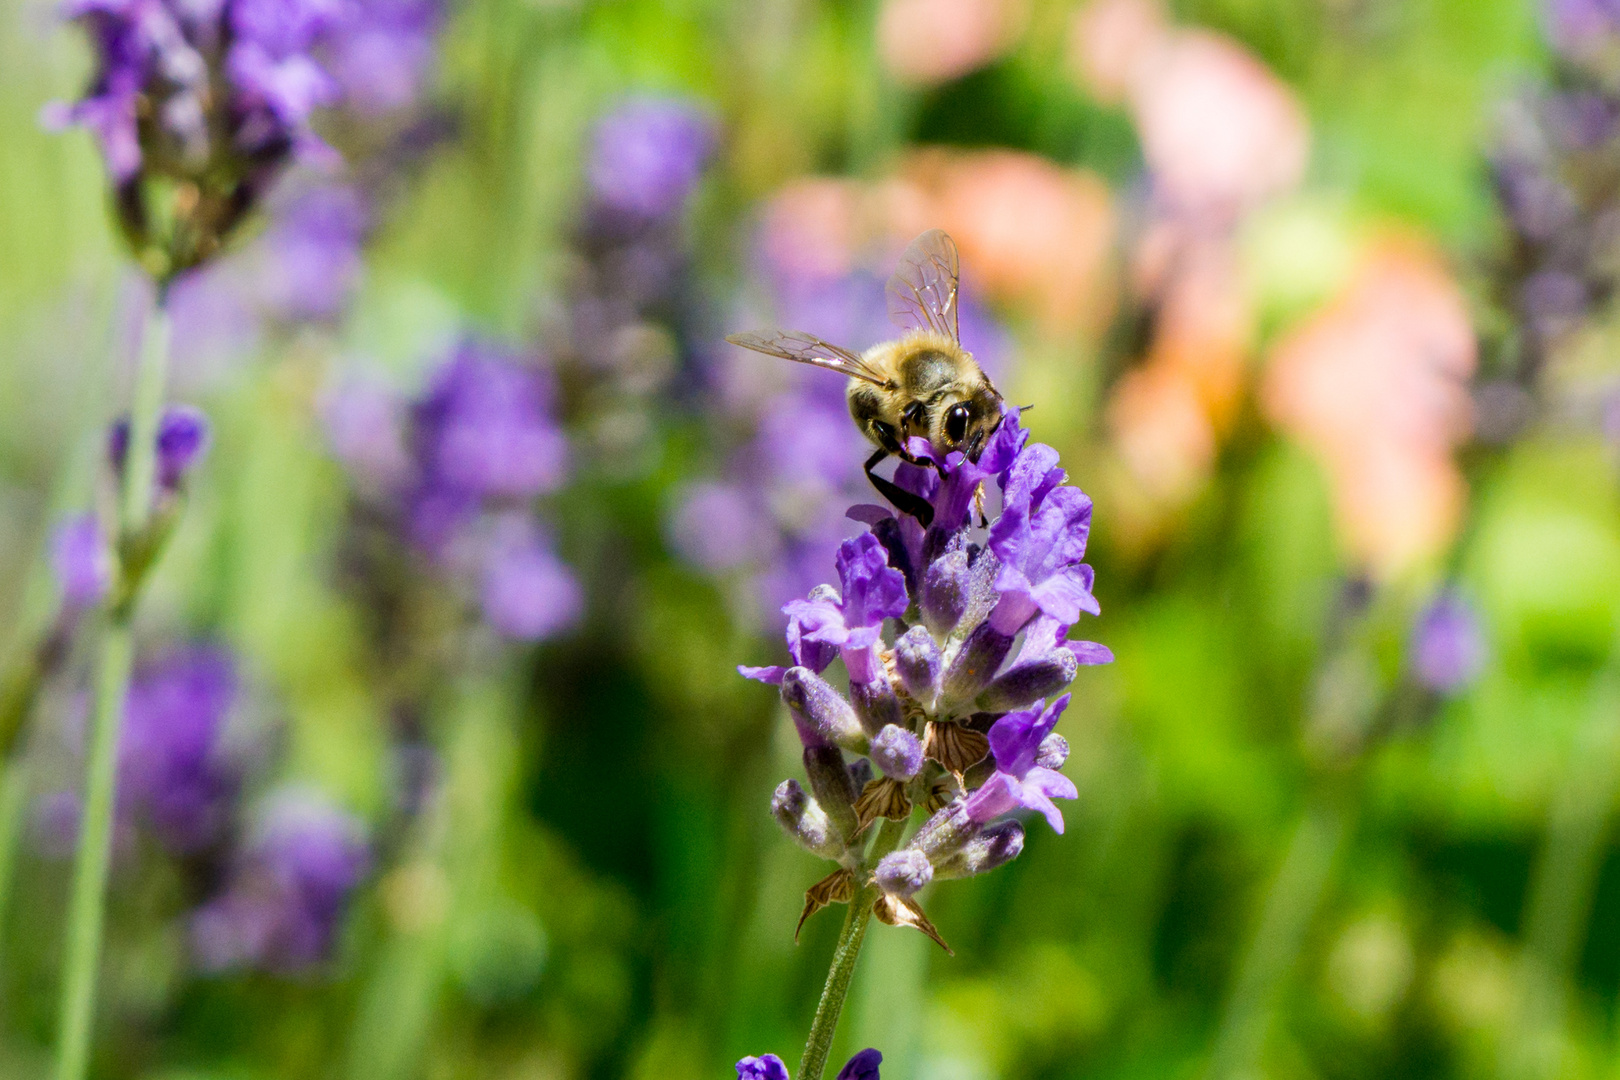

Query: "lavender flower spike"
(964, 695), (1079, 834)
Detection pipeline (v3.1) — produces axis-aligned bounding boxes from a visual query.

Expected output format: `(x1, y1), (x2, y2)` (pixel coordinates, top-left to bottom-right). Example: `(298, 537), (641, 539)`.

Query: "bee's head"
(946, 383), (1006, 462)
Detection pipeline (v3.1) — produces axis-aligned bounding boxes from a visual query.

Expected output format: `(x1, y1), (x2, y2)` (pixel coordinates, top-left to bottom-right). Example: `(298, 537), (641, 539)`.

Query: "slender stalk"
(1503, 661), (1620, 1080)
(799, 887), (875, 1080)
(798, 817), (908, 1080)
(53, 291), (171, 1080)
(1204, 796), (1350, 1080)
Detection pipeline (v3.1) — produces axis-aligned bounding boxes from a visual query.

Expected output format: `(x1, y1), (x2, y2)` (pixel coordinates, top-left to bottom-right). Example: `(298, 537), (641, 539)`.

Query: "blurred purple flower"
(586, 97), (716, 220)
(1411, 591), (1487, 695)
(257, 183), (369, 321)
(665, 480), (770, 573)
(320, 375), (412, 490)
(191, 787), (370, 973)
(51, 515), (113, 610)
(119, 644), (242, 852)
(1544, 0), (1620, 62)
(414, 341), (569, 503)
(108, 404), (211, 491)
(479, 514), (583, 642)
(325, 0), (440, 115)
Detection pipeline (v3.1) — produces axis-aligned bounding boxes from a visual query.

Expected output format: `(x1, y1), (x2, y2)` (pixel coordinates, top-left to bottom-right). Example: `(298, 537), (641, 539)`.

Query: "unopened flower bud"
(874, 848), (933, 897)
(109, 406), (210, 491)
(940, 622), (1014, 707)
(921, 549), (969, 638)
(907, 802), (979, 861)
(977, 649), (1078, 712)
(849, 676), (903, 736)
(770, 779), (845, 861)
(1035, 732), (1069, 770)
(894, 625), (942, 703)
(781, 667), (866, 752)
(803, 745), (861, 845)
(936, 819), (1024, 880)
(871, 724), (923, 781)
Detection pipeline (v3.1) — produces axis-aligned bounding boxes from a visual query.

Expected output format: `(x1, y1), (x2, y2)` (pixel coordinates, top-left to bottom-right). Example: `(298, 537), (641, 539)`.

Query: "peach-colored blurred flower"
(1108, 362), (1216, 505)
(758, 178), (866, 283)
(1067, 0), (1168, 105)
(1264, 238), (1477, 579)
(1070, 1), (1308, 218)
(883, 149), (1116, 333)
(878, 0), (1028, 87)
(1133, 32), (1309, 216)
(1140, 235), (1253, 431)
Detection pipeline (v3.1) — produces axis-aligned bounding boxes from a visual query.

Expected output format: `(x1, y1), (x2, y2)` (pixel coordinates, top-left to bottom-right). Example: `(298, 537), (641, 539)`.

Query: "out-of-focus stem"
(798, 817), (907, 1080)
(0, 759), (31, 982)
(347, 667), (518, 1080)
(53, 292), (171, 1080)
(1501, 662), (1620, 1080)
(1204, 796), (1350, 1080)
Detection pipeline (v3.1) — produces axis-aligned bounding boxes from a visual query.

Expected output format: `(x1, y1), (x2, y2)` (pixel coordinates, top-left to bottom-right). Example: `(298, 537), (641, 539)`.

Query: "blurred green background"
(7, 0), (1620, 1077)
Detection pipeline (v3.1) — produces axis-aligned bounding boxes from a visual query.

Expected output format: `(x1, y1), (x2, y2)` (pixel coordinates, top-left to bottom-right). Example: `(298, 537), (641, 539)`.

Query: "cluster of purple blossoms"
(669, 246), (1010, 626)
(1490, 0), (1620, 407)
(49, 0), (441, 278)
(191, 788), (370, 973)
(36, 644), (245, 858)
(737, 1049), (881, 1080)
(742, 408), (1109, 947)
(324, 339), (582, 642)
(550, 96), (717, 473)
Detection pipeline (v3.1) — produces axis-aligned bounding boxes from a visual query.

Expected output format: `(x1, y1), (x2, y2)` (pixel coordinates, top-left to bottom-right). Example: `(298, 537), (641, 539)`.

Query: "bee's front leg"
(864, 427), (935, 528)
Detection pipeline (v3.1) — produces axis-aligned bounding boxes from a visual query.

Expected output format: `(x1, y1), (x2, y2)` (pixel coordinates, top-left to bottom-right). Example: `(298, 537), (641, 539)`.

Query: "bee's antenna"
(1017, 403), (1035, 413)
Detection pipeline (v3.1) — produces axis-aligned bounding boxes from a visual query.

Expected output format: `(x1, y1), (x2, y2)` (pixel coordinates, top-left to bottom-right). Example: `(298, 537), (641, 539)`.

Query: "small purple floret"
(736, 1054), (791, 1080)
(1412, 591), (1487, 695)
(965, 695), (1079, 834)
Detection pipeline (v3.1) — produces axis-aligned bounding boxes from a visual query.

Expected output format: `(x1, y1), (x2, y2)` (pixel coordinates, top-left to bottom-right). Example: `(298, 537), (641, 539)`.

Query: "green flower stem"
(53, 293), (171, 1080)
(798, 817), (908, 1080)
(1204, 795), (1351, 1080)
(1502, 660), (1620, 1080)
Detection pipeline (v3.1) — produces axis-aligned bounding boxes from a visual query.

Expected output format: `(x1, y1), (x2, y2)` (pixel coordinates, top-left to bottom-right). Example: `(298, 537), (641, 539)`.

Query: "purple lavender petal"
(52, 515), (113, 609)
(835, 1049), (883, 1080)
(736, 1055), (791, 1080)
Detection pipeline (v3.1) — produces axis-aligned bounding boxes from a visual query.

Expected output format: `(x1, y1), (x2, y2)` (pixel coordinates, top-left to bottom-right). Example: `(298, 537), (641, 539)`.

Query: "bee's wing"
(886, 228), (960, 343)
(724, 330), (894, 387)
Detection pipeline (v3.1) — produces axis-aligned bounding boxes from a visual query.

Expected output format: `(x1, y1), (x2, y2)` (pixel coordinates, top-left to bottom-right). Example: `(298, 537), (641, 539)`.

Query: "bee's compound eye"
(945, 403), (971, 445)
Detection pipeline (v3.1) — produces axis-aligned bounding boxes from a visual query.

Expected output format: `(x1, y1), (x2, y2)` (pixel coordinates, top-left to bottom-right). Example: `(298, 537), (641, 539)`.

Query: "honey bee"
(726, 229), (1005, 526)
